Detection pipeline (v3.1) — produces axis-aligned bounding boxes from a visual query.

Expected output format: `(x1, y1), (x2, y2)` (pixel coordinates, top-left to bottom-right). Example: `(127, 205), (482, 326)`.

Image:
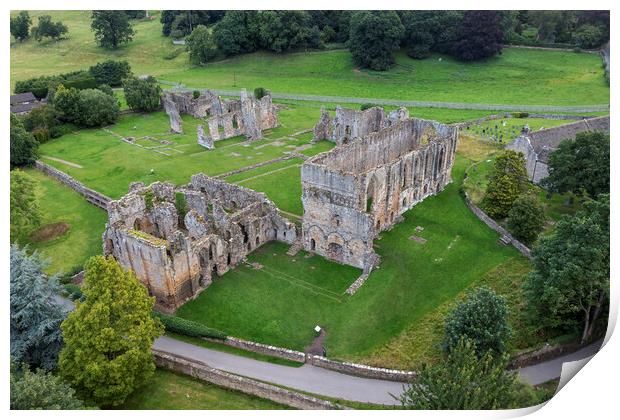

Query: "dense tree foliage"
(10, 245), (66, 370)
(91, 11), (135, 49)
(123, 10), (147, 20)
(308, 11), (352, 43)
(481, 151), (530, 219)
(160, 10), (225, 37)
(22, 105), (63, 143)
(544, 131), (609, 198)
(451, 11), (504, 61)
(89, 60), (132, 86)
(400, 11), (462, 59)
(524, 195), (609, 343)
(75, 89), (120, 127)
(52, 85), (81, 122)
(123, 76), (162, 112)
(506, 195), (546, 244)
(444, 287), (511, 356)
(212, 11), (261, 57)
(15, 70), (97, 99)
(11, 11), (31, 41)
(398, 339), (520, 409)
(348, 11), (404, 71)
(186, 25), (217, 64)
(59, 256), (164, 407)
(259, 11), (321, 53)
(10, 113), (39, 168)
(32, 15), (68, 42)
(10, 170), (42, 241)
(11, 362), (85, 410)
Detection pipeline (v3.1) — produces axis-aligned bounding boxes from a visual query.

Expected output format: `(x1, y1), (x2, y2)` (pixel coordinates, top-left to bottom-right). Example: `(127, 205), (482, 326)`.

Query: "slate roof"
(10, 92), (37, 104)
(529, 116), (610, 163)
(10, 101), (42, 114)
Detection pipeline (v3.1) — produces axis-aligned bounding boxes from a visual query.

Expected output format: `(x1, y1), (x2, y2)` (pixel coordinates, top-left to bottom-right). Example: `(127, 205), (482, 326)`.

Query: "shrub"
(192, 90), (201, 99)
(254, 87), (268, 99)
(360, 103), (381, 111)
(123, 76), (162, 112)
(31, 127), (50, 144)
(64, 284), (83, 301)
(75, 89), (120, 127)
(89, 60), (132, 87)
(154, 312), (227, 339)
(506, 195), (546, 244)
(481, 151), (530, 219)
(512, 112), (529, 118)
(10, 114), (39, 168)
(163, 47), (184, 60)
(97, 84), (114, 96)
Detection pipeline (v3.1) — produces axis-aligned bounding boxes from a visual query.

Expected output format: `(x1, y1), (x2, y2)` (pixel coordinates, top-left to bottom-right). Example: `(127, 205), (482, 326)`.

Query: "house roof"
(10, 101), (42, 114)
(528, 116), (610, 163)
(10, 92), (37, 104)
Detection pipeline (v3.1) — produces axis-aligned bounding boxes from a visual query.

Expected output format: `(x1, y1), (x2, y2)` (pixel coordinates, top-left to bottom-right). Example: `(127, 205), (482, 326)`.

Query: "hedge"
(154, 312), (227, 339)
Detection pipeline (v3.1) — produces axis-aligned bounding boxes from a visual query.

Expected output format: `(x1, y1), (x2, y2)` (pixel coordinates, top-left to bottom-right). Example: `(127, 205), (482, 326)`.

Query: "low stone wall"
(306, 354), (415, 383)
(214, 155), (301, 179)
(153, 350), (338, 409)
(454, 113), (593, 129)
(35, 161), (111, 210)
(205, 336), (306, 363)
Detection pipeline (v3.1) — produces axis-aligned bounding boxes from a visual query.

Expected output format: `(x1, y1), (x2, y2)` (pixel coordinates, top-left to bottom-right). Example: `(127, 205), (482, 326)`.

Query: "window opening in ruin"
(105, 238), (114, 254)
(273, 229), (278, 239)
(424, 184), (428, 194)
(327, 242), (344, 262)
(366, 197), (373, 212)
(255, 236), (260, 247)
(227, 253), (231, 266)
(403, 197), (407, 207)
(390, 212), (394, 222)
(376, 220), (381, 230)
(232, 115), (239, 129)
(240, 224), (248, 243)
(283, 231), (286, 239)
(218, 123), (225, 137)
(310, 238), (316, 251)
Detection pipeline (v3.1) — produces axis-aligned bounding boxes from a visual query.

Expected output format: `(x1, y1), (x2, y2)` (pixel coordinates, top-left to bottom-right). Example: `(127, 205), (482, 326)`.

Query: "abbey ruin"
(302, 116), (458, 269)
(313, 105), (410, 145)
(163, 89), (279, 147)
(103, 175), (296, 312)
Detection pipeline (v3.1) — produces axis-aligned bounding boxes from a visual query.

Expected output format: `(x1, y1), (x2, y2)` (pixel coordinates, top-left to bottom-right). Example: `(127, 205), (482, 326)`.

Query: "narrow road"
(153, 336), (404, 405)
(517, 340), (603, 386)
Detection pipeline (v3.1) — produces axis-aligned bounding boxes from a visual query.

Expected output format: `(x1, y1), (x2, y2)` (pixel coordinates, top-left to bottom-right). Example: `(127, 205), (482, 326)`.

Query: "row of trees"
(10, 11), (68, 42)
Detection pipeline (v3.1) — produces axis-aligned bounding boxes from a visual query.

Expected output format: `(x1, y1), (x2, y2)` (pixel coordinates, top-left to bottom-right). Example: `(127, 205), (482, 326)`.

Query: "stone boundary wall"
(306, 354), (415, 383)
(462, 171), (532, 259)
(453, 113), (597, 129)
(214, 154), (303, 179)
(205, 336), (306, 363)
(153, 350), (339, 410)
(35, 161), (111, 210)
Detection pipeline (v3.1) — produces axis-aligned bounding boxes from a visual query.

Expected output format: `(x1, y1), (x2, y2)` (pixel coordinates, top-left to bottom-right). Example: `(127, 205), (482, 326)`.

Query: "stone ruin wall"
(313, 105), (409, 146)
(302, 117), (458, 269)
(103, 175), (296, 312)
(163, 90), (278, 147)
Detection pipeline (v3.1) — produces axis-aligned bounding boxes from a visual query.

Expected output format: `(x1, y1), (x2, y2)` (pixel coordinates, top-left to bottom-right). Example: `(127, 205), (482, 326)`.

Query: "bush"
(97, 84), (114, 96)
(506, 195), (546, 244)
(31, 127), (50, 144)
(254, 87), (268, 99)
(89, 60), (132, 87)
(481, 151), (530, 219)
(64, 284), (83, 301)
(186, 25), (217, 65)
(360, 103), (381, 111)
(123, 76), (162, 112)
(32, 15), (68, 42)
(154, 312), (227, 339)
(49, 123), (75, 139)
(192, 90), (201, 99)
(512, 112), (529, 118)
(75, 89), (120, 127)
(15, 71), (98, 99)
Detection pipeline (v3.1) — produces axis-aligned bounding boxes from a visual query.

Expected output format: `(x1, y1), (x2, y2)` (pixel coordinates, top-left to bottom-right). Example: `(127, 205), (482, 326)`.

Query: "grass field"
(461, 117), (579, 144)
(11, 12), (608, 107)
(121, 369), (289, 410)
(176, 156), (522, 366)
(18, 169), (107, 275)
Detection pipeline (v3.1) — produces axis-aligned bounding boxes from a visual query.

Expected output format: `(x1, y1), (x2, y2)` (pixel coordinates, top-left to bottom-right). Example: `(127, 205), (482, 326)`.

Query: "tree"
(524, 194), (609, 344)
(59, 256), (164, 407)
(400, 11), (462, 59)
(186, 25), (217, 65)
(398, 339), (519, 409)
(89, 60), (132, 86)
(11, 362), (85, 409)
(11, 11), (31, 42)
(52, 84), (80, 122)
(75, 89), (120, 127)
(544, 131), (609, 198)
(212, 11), (260, 56)
(91, 11), (135, 49)
(506, 195), (546, 244)
(444, 287), (511, 356)
(572, 24), (605, 49)
(258, 11), (321, 53)
(123, 76), (162, 112)
(160, 11), (225, 37)
(10, 113), (39, 168)
(10, 245), (66, 370)
(10, 170), (42, 241)
(451, 11), (504, 61)
(481, 150), (530, 219)
(32, 15), (68, 42)
(348, 11), (404, 71)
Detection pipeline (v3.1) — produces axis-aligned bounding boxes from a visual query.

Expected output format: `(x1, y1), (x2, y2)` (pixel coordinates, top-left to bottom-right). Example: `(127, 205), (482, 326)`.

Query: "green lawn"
(461, 117), (581, 144)
(11, 12), (608, 107)
(19, 169), (108, 275)
(176, 156), (520, 366)
(121, 369), (289, 410)
(160, 48), (609, 106)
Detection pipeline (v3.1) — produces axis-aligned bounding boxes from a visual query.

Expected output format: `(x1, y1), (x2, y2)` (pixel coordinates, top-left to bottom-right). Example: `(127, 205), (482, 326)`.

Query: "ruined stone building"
(506, 116), (610, 184)
(302, 117), (458, 269)
(313, 105), (409, 146)
(103, 175), (296, 312)
(162, 89), (278, 147)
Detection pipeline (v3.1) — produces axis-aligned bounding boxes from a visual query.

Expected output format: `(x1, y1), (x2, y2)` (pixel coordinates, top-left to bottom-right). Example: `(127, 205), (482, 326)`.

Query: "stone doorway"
(327, 242), (344, 262)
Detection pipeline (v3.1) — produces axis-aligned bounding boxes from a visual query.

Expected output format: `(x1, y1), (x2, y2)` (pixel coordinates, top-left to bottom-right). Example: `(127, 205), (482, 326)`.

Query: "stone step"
(286, 240), (303, 256)
(499, 235), (511, 245)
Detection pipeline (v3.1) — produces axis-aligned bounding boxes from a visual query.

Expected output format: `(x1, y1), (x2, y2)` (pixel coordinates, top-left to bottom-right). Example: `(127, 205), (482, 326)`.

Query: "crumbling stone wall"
(103, 175), (296, 312)
(313, 106), (409, 146)
(163, 89), (278, 146)
(302, 117), (458, 269)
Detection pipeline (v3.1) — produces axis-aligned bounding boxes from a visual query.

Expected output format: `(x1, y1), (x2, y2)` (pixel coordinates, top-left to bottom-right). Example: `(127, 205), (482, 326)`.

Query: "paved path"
(153, 336), (404, 405)
(517, 340), (603, 385)
(160, 83), (609, 114)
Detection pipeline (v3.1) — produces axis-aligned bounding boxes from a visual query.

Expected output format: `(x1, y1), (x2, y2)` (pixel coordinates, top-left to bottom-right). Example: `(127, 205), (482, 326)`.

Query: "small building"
(505, 116), (610, 185)
(10, 92), (42, 115)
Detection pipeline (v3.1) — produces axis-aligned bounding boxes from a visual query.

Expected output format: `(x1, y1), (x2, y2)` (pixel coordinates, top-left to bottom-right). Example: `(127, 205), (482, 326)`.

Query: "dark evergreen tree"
(451, 11), (504, 61)
(347, 11), (404, 71)
(212, 11), (260, 56)
(11, 362), (85, 409)
(11, 11), (31, 41)
(481, 151), (530, 219)
(400, 11), (462, 59)
(506, 194), (546, 244)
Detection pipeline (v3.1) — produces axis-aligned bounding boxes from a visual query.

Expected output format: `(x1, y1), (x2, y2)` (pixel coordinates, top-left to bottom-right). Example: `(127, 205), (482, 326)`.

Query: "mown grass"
(176, 156), (520, 365)
(121, 369), (289, 410)
(18, 169), (108, 275)
(461, 117), (579, 144)
(160, 48), (609, 106)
